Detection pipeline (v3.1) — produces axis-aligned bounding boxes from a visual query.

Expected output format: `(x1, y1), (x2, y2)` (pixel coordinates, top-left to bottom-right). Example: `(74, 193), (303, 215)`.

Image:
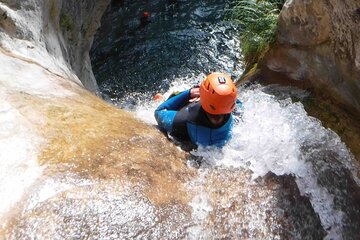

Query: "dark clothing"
(154, 89), (242, 148)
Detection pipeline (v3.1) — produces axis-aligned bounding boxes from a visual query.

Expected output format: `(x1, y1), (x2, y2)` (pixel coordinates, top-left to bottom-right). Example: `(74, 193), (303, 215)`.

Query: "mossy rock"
(60, 13), (73, 31)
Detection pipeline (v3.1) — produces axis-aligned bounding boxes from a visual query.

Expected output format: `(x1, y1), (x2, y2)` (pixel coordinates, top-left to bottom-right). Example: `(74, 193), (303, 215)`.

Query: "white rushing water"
(134, 78), (359, 239)
(0, 51), (76, 227)
(89, 0), (359, 237)
(0, 98), (44, 225)
(214, 86), (356, 239)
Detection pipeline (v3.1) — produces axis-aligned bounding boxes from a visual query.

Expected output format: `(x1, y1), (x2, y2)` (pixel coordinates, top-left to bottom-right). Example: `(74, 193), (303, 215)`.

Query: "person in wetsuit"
(140, 11), (151, 27)
(154, 72), (242, 148)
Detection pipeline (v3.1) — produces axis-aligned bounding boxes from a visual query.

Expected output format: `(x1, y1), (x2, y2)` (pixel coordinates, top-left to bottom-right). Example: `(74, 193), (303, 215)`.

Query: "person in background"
(154, 72), (242, 149)
(140, 11), (151, 27)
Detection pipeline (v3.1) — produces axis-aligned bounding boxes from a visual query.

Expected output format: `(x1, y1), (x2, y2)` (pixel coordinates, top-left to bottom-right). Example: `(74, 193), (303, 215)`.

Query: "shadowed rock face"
(260, 0), (360, 117)
(0, 0), (111, 93)
(55, 0), (112, 93)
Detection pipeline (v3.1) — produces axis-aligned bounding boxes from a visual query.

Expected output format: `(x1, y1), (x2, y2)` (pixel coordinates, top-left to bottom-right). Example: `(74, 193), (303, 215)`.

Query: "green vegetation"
(228, 0), (285, 66)
(60, 13), (73, 31)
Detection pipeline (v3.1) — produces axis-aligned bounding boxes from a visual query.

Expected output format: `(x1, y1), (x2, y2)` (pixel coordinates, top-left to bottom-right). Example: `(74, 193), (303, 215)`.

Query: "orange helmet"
(199, 73), (237, 114)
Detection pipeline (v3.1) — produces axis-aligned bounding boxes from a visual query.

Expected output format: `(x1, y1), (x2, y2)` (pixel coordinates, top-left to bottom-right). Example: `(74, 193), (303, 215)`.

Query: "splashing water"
(200, 86), (359, 239)
(132, 80), (360, 239)
(89, 0), (360, 238)
(0, 99), (44, 225)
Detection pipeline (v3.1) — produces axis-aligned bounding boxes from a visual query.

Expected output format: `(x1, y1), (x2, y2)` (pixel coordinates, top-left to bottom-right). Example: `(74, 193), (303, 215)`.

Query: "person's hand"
(189, 88), (200, 102)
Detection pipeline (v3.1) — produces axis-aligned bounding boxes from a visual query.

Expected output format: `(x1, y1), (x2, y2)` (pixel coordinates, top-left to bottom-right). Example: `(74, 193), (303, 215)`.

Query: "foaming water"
(90, 0), (360, 237)
(131, 81), (360, 239)
(135, 74), (205, 125)
(194, 85), (359, 239)
(0, 99), (44, 224)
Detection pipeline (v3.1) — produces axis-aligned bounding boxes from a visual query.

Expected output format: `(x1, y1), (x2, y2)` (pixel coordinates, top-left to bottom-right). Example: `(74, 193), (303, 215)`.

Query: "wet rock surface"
(0, 0), (111, 93)
(259, 0), (360, 117)
(3, 168), (327, 239)
(187, 170), (326, 239)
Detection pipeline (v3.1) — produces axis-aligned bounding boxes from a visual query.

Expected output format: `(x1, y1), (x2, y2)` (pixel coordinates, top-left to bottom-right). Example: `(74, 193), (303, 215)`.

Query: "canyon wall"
(0, 0), (111, 93)
(259, 0), (360, 117)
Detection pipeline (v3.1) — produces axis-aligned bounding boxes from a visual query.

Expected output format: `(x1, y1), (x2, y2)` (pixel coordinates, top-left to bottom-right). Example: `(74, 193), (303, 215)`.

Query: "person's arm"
(156, 89), (191, 111)
(154, 89), (191, 132)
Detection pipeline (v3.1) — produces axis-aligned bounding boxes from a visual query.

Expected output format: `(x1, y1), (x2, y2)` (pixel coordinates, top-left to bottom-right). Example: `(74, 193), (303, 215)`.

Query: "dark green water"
(90, 0), (242, 107)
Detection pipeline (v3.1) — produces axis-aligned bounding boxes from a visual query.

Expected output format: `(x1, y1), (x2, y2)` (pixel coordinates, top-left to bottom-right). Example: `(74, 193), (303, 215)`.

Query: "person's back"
(154, 73), (242, 149)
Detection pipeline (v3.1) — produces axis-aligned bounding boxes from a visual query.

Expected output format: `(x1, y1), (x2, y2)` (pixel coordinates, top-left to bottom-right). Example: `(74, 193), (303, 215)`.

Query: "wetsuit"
(154, 89), (242, 148)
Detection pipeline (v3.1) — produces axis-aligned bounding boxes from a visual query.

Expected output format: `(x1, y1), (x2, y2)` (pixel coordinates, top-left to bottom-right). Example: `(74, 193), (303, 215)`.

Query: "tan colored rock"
(278, 1), (331, 46)
(0, 48), (194, 236)
(260, 0), (360, 116)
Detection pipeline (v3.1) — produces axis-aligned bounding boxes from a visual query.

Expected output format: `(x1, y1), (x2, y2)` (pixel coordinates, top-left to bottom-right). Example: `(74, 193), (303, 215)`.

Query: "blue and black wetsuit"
(154, 89), (242, 148)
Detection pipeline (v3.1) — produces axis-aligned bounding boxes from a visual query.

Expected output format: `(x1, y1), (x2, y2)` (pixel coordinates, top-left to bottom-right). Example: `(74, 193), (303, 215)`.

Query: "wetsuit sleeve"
(154, 89), (191, 132)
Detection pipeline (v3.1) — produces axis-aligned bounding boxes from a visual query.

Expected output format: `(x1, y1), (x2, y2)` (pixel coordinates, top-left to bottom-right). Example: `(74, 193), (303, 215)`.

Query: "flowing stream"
(88, 0), (360, 239)
(89, 0), (360, 239)
(2, 0), (356, 239)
